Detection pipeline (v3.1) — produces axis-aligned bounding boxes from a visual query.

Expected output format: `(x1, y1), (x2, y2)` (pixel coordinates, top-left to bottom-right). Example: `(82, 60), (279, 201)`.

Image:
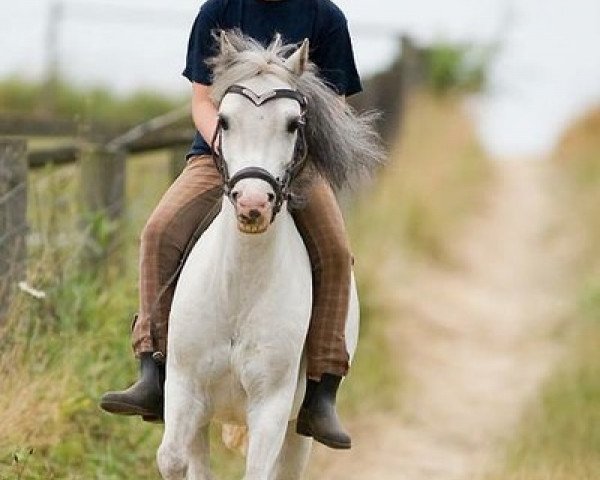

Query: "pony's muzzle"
(232, 186), (274, 234)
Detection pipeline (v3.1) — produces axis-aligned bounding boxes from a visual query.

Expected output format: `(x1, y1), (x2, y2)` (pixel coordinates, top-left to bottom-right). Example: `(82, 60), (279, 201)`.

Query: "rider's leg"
(291, 175), (353, 449)
(134, 155), (222, 359)
(100, 155), (222, 418)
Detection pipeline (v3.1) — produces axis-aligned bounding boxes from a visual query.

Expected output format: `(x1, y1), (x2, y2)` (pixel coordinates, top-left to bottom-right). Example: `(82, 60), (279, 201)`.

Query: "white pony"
(157, 32), (383, 480)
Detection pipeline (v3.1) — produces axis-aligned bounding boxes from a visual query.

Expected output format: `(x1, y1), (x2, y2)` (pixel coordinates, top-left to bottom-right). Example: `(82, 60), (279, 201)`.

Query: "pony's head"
(208, 30), (385, 235)
(211, 32), (309, 234)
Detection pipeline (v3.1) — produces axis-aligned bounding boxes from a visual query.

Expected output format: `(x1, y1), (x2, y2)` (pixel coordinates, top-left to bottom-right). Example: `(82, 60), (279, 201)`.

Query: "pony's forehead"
(219, 75), (302, 115)
(220, 94), (301, 119)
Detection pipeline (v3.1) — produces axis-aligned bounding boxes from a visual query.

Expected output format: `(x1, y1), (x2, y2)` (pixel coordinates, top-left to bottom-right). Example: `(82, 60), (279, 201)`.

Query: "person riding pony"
(101, 0), (366, 450)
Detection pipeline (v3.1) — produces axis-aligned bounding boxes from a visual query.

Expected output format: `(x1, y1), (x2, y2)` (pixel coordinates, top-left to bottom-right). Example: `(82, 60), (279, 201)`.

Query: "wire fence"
(0, 133), (189, 325)
(0, 141), (28, 319)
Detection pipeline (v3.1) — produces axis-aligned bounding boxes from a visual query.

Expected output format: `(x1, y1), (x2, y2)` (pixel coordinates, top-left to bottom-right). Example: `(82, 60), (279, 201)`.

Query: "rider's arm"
(192, 82), (219, 146)
(184, 1), (221, 145)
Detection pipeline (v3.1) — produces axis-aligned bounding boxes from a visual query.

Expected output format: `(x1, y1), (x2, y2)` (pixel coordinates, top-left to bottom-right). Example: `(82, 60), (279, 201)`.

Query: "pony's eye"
(220, 115), (230, 131)
(287, 118), (300, 133)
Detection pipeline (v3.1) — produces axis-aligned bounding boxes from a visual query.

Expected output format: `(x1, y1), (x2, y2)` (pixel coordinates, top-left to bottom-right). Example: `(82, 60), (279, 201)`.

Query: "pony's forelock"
(208, 30), (386, 190)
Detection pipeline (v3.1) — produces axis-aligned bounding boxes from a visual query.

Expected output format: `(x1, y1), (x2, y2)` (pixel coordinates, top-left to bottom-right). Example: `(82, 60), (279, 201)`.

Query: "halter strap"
(225, 166), (285, 221)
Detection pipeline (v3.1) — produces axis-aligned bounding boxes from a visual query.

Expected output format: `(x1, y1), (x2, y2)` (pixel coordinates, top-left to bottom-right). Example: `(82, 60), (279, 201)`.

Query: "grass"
(486, 106), (600, 480)
(1, 155), (160, 479)
(1, 153), (247, 479)
(350, 92), (491, 263)
(0, 93), (491, 478)
(487, 294), (600, 480)
(340, 92), (492, 413)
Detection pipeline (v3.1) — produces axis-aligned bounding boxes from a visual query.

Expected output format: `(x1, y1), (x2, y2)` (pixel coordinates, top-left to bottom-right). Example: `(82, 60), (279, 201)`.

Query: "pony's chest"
(169, 212), (312, 409)
(201, 311), (304, 373)
(187, 321), (301, 421)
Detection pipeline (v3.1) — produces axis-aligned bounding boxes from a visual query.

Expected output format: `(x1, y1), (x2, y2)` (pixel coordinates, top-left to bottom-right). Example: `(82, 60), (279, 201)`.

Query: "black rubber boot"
(100, 352), (164, 421)
(296, 374), (351, 449)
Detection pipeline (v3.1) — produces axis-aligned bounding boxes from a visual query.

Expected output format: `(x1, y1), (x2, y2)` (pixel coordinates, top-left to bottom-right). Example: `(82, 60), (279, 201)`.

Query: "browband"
(224, 85), (307, 110)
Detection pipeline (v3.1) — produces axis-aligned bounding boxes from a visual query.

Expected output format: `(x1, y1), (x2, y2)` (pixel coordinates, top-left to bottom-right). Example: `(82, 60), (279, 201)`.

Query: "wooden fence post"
(170, 145), (189, 182)
(0, 139), (27, 321)
(400, 35), (427, 97)
(80, 147), (126, 264)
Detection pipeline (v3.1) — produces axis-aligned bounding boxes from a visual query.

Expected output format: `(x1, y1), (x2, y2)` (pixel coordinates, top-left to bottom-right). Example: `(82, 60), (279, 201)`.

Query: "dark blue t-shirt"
(183, 0), (362, 157)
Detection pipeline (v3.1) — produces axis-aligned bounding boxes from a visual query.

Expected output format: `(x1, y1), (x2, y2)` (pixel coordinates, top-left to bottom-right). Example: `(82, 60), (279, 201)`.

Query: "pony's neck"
(220, 201), (292, 272)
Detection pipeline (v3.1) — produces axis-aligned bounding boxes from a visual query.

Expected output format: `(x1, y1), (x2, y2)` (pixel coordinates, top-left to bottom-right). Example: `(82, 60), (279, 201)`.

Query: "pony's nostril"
(248, 209), (261, 220)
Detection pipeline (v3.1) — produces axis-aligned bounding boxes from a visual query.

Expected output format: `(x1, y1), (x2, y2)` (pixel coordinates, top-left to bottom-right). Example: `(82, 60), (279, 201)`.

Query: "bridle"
(211, 84), (309, 222)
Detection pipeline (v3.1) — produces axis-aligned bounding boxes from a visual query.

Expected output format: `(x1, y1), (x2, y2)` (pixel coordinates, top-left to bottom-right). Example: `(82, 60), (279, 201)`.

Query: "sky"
(1, 0), (600, 158)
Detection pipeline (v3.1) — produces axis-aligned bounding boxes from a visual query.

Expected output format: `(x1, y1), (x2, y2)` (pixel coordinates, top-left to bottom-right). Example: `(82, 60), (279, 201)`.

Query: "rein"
(211, 84), (308, 222)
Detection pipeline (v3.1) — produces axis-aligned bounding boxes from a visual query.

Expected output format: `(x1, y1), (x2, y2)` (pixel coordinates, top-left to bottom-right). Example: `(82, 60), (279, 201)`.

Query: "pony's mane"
(208, 30), (386, 190)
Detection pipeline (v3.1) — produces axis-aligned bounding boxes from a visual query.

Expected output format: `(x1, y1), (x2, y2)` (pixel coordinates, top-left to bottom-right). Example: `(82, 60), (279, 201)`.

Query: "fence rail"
(0, 114), (127, 140)
(26, 130), (195, 170)
(0, 110), (193, 322)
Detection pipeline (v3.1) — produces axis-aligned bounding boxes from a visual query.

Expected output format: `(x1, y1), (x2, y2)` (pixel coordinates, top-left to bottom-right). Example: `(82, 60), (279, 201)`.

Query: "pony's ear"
(219, 30), (238, 56)
(284, 39), (309, 75)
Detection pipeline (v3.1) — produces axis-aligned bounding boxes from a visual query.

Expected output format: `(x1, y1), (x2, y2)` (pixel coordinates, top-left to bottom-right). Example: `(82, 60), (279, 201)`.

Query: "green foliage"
(0, 75), (182, 125)
(1, 274), (163, 479)
(580, 279), (600, 321)
(425, 42), (489, 95)
(0, 77), (41, 112)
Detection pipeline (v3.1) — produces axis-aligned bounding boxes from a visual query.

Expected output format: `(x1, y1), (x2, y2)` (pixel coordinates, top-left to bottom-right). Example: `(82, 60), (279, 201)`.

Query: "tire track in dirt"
(311, 159), (577, 479)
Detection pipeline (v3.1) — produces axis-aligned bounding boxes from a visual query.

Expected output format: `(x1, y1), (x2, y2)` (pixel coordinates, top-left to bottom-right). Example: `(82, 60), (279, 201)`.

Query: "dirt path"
(311, 160), (576, 479)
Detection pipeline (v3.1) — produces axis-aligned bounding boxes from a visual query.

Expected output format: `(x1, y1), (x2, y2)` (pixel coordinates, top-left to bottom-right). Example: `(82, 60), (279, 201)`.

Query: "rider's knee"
(141, 215), (181, 254)
(324, 238), (352, 275)
(141, 215), (165, 247)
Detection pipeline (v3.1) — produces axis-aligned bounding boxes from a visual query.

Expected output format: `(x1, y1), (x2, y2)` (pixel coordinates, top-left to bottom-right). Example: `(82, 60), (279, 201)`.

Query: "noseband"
(211, 85), (308, 221)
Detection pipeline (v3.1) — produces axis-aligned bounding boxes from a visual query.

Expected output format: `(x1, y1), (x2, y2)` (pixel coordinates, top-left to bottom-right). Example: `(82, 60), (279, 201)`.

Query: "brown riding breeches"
(132, 155), (351, 379)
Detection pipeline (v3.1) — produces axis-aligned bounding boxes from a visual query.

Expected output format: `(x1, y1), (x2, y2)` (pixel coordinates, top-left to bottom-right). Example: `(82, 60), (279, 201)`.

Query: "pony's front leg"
(244, 387), (297, 480)
(186, 425), (213, 480)
(157, 375), (212, 480)
(271, 420), (312, 480)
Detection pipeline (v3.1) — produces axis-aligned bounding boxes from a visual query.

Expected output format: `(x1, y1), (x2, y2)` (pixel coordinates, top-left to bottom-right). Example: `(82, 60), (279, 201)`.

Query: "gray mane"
(207, 30), (386, 190)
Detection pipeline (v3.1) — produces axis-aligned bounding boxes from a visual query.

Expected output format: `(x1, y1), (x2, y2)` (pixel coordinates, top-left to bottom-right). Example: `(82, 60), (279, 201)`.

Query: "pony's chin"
(237, 223), (269, 235)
